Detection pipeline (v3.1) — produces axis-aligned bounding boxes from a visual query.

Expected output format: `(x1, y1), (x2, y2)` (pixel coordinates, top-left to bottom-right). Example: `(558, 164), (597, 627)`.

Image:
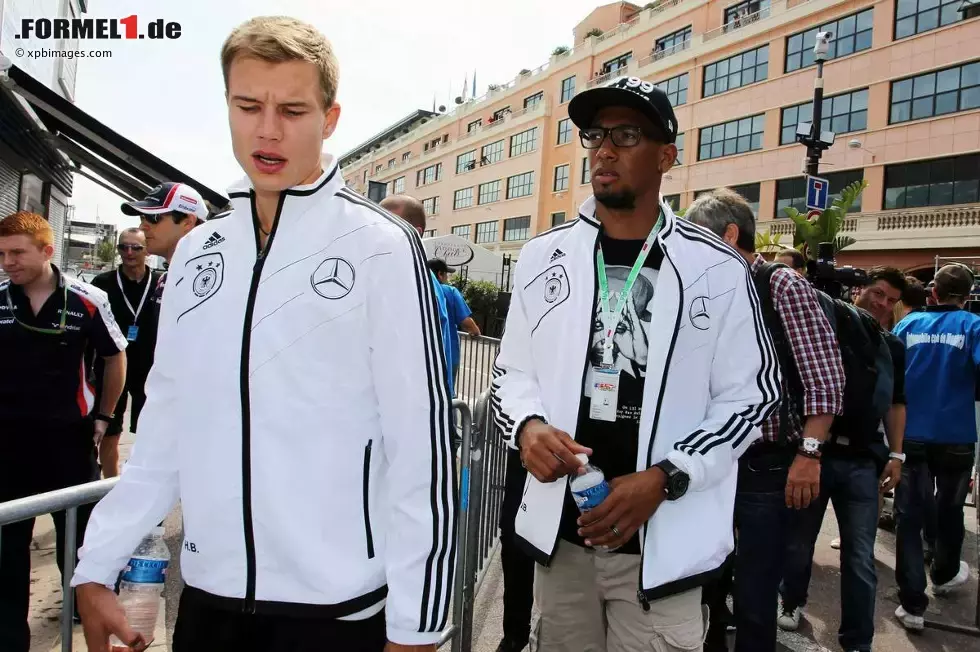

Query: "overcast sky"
(63, 0), (603, 227)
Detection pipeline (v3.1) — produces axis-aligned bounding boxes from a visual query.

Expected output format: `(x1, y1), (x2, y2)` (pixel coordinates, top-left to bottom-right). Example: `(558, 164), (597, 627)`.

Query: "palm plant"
(785, 179), (867, 260)
(755, 229), (784, 254)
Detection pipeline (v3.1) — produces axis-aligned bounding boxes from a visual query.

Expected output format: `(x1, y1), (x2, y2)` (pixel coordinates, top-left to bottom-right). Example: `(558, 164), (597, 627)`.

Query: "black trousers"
(95, 361), (150, 436)
(0, 421), (99, 652)
(172, 587), (387, 652)
(499, 447), (534, 646)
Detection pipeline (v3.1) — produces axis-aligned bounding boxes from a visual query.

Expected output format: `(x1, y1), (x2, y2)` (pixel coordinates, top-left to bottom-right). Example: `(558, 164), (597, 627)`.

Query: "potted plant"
(519, 68), (531, 76)
(487, 83), (500, 92)
(552, 46), (570, 56)
(585, 27), (603, 38)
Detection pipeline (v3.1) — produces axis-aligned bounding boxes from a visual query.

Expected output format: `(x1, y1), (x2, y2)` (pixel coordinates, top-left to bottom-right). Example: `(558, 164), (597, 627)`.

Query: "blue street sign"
(806, 175), (830, 211)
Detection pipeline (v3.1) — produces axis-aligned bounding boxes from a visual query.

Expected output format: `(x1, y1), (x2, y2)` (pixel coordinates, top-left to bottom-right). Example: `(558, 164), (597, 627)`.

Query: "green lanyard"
(596, 210), (664, 366)
(5, 282), (68, 335)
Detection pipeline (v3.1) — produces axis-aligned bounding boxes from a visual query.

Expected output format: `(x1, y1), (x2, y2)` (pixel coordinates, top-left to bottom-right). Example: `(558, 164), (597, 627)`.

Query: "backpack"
(754, 262), (893, 447)
(815, 293), (894, 445)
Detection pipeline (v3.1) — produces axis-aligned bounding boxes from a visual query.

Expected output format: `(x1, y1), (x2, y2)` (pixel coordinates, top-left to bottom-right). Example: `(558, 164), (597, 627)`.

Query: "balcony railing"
(587, 71), (615, 89)
(638, 38), (692, 68)
(704, 6), (772, 42)
(455, 101), (548, 141)
(762, 204), (980, 237)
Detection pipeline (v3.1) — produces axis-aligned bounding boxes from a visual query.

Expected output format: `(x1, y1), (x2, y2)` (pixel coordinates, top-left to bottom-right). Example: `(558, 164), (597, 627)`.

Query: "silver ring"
(610, 525), (622, 537)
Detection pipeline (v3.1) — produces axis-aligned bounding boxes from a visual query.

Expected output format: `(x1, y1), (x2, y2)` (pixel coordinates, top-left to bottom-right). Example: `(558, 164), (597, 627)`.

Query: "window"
(423, 229), (436, 238)
(554, 165), (570, 192)
(442, 134), (449, 144)
(422, 196), (440, 215)
(504, 216), (531, 241)
(560, 76), (576, 103)
(375, 164), (383, 173)
(393, 176), (405, 194)
(703, 45), (768, 98)
(675, 133), (685, 165)
(776, 169), (865, 217)
(890, 61), (980, 124)
(492, 106), (511, 121)
(482, 140), (504, 165)
(699, 115), (765, 161)
(524, 92), (544, 110)
(655, 73), (689, 107)
(456, 150), (477, 174)
(557, 118), (573, 145)
(388, 158), (396, 168)
(603, 52), (633, 74)
(452, 225), (471, 240)
(551, 211), (566, 227)
(655, 26), (692, 53)
(416, 163), (442, 186)
(582, 157), (591, 184)
(507, 172), (535, 199)
(663, 194), (681, 211)
(467, 119), (482, 133)
(510, 127), (538, 157)
(884, 154), (980, 209)
(454, 187), (474, 210)
(785, 9), (873, 73)
(895, 0), (965, 39)
(725, 0), (770, 25)
(476, 220), (498, 244)
(402, 152), (411, 162)
(781, 88), (869, 145)
(362, 170), (368, 184)
(479, 180), (501, 204)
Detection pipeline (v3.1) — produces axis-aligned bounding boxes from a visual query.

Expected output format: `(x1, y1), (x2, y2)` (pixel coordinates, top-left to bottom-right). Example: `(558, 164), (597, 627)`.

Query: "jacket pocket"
(362, 440), (375, 559)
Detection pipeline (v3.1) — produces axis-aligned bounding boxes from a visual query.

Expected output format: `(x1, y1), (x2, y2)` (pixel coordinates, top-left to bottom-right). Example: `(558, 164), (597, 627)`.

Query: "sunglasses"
(117, 244), (145, 253)
(139, 211), (189, 225)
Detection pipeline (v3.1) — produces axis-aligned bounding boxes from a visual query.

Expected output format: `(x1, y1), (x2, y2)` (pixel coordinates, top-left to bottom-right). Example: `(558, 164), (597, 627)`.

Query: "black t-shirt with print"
(557, 232), (664, 554)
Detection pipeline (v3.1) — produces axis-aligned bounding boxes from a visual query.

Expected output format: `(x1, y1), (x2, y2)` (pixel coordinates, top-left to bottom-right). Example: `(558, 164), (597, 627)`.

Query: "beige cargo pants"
(530, 542), (707, 652)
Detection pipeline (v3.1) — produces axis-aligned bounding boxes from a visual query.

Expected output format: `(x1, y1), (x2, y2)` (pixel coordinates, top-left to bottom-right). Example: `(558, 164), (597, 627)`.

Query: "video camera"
(807, 242), (868, 298)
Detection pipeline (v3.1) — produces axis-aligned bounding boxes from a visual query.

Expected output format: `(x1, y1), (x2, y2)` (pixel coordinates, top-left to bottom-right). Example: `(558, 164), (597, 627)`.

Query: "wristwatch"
(798, 437), (823, 459)
(654, 460), (690, 501)
(93, 412), (114, 424)
(889, 452), (906, 463)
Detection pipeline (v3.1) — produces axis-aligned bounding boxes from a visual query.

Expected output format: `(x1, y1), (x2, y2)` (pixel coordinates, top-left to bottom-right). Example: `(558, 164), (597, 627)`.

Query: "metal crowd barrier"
(455, 334), (501, 416)
(0, 477), (119, 652)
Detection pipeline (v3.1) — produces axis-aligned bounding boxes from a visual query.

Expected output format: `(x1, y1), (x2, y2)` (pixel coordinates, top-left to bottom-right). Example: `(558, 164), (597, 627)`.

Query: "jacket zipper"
(240, 191), (287, 614)
(362, 439), (376, 559)
(637, 243), (684, 610)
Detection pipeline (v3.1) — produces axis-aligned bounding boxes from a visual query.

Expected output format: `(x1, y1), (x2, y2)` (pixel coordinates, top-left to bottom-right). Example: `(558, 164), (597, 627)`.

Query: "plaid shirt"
(752, 255), (845, 442)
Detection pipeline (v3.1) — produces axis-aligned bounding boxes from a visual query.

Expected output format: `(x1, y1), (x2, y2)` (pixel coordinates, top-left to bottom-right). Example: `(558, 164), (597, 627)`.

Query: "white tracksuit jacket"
(73, 158), (457, 645)
(491, 197), (780, 602)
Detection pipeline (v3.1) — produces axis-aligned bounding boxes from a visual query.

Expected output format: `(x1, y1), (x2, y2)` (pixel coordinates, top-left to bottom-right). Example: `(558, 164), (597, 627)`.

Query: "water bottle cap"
(575, 453), (589, 465)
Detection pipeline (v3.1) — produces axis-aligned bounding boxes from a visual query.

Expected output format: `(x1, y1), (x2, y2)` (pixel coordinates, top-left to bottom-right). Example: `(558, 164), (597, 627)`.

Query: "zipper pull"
(637, 590), (650, 612)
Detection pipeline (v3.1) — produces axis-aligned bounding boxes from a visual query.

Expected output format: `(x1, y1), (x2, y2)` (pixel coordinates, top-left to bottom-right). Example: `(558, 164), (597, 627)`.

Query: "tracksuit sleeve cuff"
(70, 563), (119, 590)
(508, 413), (548, 451)
(385, 626), (443, 646)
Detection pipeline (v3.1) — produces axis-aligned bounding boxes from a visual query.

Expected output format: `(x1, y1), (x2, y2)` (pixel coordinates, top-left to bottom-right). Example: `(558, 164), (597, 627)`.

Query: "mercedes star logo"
(689, 296), (710, 331)
(311, 257), (356, 300)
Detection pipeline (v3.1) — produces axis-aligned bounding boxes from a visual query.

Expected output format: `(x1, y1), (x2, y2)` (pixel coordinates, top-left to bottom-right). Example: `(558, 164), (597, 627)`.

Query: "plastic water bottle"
(110, 527), (169, 650)
(569, 453), (611, 512)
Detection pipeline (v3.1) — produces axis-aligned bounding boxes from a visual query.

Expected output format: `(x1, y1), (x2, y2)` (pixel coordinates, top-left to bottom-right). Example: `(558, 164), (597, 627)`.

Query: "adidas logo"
(549, 248), (566, 262)
(202, 231), (225, 250)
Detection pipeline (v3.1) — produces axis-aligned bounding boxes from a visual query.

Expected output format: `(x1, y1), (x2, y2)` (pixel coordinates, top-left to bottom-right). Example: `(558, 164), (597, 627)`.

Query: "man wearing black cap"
(427, 258), (480, 392)
(491, 76), (777, 650)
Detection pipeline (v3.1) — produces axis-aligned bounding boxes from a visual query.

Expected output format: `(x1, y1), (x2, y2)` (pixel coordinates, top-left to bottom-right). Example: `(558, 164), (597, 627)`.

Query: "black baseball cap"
(428, 258), (456, 275)
(568, 75), (678, 144)
(121, 182), (209, 222)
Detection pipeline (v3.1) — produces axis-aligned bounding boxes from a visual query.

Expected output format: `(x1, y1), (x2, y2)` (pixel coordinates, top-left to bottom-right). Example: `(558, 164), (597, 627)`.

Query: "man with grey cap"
(490, 76), (778, 651)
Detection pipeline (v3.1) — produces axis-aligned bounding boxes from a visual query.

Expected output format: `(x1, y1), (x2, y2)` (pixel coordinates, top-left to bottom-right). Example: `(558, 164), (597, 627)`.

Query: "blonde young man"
(73, 17), (456, 652)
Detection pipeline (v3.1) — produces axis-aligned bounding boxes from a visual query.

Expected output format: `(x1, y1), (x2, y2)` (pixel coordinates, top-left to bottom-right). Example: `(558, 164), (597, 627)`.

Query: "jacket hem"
(180, 584), (388, 619)
(512, 531), (553, 567)
(641, 563), (724, 602)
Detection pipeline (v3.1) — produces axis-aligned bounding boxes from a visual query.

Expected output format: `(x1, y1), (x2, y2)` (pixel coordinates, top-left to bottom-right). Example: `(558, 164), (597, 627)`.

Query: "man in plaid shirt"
(686, 188), (844, 652)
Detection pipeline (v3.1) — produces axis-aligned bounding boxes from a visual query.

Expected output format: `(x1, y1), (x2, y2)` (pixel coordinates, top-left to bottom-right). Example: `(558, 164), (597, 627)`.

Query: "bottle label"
(121, 558), (168, 584)
(572, 481), (610, 510)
